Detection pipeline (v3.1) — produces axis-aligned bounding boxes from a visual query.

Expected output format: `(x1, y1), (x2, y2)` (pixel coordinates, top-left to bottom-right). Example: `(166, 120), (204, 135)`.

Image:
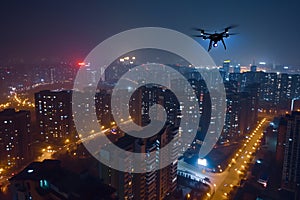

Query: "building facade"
(0, 108), (31, 169)
(35, 90), (75, 145)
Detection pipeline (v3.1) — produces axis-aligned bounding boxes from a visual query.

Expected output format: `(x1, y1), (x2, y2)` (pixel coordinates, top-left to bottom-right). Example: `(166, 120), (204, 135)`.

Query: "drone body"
(193, 25), (238, 51)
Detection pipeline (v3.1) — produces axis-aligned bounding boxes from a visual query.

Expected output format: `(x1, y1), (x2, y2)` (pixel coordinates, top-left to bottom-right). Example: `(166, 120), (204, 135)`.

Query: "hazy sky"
(1, 0), (300, 66)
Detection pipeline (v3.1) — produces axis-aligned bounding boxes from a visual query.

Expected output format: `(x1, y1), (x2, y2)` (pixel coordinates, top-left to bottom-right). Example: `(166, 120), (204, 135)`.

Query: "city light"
(197, 158), (207, 166)
(187, 193), (191, 199)
(111, 128), (117, 135)
(77, 62), (90, 67)
(256, 160), (262, 164)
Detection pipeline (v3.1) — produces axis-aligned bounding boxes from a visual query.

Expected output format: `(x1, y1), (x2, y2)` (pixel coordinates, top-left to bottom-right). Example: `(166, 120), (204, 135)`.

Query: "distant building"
(0, 108), (31, 169)
(259, 73), (278, 105)
(291, 74), (300, 99)
(233, 65), (241, 73)
(221, 92), (240, 140)
(238, 71), (278, 111)
(229, 73), (243, 92)
(104, 58), (136, 83)
(239, 92), (254, 135)
(9, 159), (117, 200)
(250, 65), (257, 72)
(35, 90), (75, 145)
(219, 81), (259, 140)
(278, 74), (293, 110)
(244, 83), (259, 126)
(219, 60), (230, 81)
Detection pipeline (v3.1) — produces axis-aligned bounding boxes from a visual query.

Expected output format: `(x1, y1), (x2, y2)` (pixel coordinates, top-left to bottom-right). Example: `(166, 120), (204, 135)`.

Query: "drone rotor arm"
(221, 38), (227, 50)
(208, 40), (212, 51)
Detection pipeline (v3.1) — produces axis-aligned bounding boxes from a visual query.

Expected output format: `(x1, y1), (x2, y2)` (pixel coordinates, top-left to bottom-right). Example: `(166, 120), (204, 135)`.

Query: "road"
(178, 117), (271, 199)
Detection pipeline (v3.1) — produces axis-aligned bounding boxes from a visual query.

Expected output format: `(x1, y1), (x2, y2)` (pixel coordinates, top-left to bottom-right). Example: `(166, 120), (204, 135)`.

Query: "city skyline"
(1, 62), (300, 199)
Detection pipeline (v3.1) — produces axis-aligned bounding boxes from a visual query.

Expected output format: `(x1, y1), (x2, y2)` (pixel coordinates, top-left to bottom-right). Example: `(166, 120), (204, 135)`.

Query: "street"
(178, 117), (271, 199)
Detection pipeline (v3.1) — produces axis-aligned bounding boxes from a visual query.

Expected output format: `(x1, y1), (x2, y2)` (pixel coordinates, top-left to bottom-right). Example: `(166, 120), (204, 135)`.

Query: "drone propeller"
(223, 25), (239, 33)
(224, 25), (239, 30)
(227, 33), (239, 35)
(192, 35), (208, 40)
(192, 27), (204, 31)
(192, 27), (213, 35)
(192, 35), (204, 37)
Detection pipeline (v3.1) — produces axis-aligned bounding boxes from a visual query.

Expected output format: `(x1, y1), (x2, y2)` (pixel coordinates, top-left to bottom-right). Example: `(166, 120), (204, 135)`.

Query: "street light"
(197, 158), (207, 166)
(187, 193), (191, 199)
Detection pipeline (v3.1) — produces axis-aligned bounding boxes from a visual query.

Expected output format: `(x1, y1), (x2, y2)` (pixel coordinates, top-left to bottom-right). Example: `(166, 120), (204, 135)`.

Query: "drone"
(193, 25), (238, 51)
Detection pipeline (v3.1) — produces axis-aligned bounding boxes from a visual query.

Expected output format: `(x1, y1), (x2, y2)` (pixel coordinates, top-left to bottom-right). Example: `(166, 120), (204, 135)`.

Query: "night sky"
(1, 0), (300, 66)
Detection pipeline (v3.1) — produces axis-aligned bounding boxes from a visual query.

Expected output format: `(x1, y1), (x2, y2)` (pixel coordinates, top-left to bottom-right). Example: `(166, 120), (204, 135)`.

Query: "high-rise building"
(238, 92), (253, 135)
(98, 136), (135, 199)
(229, 73), (243, 92)
(219, 60), (230, 81)
(35, 90), (75, 145)
(291, 74), (300, 99)
(233, 65), (241, 73)
(228, 70), (300, 112)
(281, 111), (300, 198)
(251, 65), (257, 72)
(241, 71), (265, 88)
(244, 84), (259, 124)
(98, 125), (178, 200)
(129, 84), (180, 128)
(221, 92), (240, 140)
(259, 72), (278, 111)
(238, 72), (299, 112)
(95, 89), (112, 128)
(278, 73), (293, 110)
(276, 117), (287, 168)
(104, 57), (136, 83)
(0, 108), (31, 169)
